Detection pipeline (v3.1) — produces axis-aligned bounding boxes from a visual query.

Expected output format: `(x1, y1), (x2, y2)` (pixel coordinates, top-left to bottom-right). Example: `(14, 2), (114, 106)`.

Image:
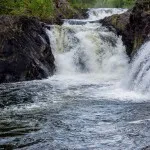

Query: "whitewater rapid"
(46, 8), (149, 101)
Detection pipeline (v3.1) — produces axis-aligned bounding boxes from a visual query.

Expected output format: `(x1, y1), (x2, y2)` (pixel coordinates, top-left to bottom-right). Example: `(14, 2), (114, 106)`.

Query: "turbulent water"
(0, 8), (150, 150)
(126, 41), (150, 94)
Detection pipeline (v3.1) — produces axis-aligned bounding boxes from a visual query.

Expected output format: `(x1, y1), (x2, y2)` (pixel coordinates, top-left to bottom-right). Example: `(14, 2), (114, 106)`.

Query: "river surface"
(0, 9), (150, 150)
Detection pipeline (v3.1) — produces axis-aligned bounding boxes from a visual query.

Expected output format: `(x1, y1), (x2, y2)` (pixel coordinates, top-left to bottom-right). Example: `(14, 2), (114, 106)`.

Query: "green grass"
(94, 0), (135, 8)
(69, 0), (135, 8)
(68, 0), (97, 9)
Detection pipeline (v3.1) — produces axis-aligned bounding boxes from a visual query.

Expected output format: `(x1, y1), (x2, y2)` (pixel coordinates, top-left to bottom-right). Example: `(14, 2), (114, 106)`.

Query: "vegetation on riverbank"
(0, 0), (135, 20)
(69, 0), (135, 9)
(99, 0), (135, 8)
(0, 0), (55, 19)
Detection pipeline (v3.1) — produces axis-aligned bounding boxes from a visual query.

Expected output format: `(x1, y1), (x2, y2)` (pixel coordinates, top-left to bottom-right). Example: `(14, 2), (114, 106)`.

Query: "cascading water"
(126, 41), (150, 93)
(87, 8), (127, 20)
(47, 9), (128, 79)
(0, 8), (150, 150)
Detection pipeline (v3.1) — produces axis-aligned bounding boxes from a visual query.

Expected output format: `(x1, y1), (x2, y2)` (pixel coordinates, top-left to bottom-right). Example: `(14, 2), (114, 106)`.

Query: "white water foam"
(47, 22), (128, 78)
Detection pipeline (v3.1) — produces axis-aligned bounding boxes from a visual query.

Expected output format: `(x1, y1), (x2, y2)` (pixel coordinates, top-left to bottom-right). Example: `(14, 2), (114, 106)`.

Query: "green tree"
(0, 0), (54, 19)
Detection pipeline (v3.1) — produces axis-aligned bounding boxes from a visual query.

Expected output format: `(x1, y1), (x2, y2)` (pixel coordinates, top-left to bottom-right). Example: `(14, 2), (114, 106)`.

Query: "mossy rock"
(100, 0), (150, 57)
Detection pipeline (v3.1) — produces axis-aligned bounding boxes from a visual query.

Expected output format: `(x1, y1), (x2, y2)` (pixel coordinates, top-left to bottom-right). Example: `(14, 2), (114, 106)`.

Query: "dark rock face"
(0, 16), (55, 83)
(100, 10), (132, 56)
(129, 0), (150, 54)
(100, 0), (150, 57)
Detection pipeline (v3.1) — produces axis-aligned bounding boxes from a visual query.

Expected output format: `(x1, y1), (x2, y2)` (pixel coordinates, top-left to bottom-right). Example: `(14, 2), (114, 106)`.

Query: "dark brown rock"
(0, 15), (55, 83)
(100, 0), (150, 57)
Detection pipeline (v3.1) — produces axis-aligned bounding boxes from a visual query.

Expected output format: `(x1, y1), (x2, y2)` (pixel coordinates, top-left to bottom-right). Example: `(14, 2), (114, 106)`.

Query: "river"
(0, 8), (150, 150)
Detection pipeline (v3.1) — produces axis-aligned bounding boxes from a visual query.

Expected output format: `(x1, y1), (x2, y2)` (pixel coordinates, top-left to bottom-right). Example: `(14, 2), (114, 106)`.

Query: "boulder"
(100, 0), (150, 57)
(0, 16), (55, 83)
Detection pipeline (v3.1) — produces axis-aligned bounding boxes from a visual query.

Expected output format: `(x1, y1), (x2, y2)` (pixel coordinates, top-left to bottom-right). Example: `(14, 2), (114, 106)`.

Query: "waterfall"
(87, 8), (127, 21)
(1, 8), (150, 150)
(126, 41), (150, 93)
(47, 8), (128, 80)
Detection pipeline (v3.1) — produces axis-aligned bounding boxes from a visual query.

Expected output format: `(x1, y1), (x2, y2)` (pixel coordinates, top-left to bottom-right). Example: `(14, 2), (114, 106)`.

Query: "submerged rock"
(100, 0), (150, 57)
(0, 16), (55, 83)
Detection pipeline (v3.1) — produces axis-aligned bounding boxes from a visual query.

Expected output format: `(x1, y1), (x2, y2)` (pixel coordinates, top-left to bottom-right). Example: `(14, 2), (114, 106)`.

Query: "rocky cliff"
(100, 0), (150, 57)
(0, 16), (55, 83)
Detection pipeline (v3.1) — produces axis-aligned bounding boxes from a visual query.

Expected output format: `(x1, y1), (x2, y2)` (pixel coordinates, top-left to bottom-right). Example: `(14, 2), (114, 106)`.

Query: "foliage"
(0, 0), (135, 19)
(69, 0), (135, 8)
(68, 0), (97, 9)
(94, 0), (135, 8)
(0, 0), (54, 19)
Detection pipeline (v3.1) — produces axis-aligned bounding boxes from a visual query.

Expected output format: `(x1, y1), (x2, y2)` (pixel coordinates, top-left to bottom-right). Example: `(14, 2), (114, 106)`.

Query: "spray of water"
(126, 41), (150, 93)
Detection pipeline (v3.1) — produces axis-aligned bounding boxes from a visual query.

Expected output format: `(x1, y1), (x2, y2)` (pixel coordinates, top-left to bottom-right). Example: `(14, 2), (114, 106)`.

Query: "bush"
(68, 0), (97, 9)
(94, 0), (135, 8)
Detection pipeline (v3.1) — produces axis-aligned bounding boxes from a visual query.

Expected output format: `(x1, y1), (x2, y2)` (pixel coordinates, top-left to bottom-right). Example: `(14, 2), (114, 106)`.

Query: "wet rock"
(0, 16), (55, 83)
(100, 0), (150, 57)
(142, 146), (150, 150)
(100, 10), (132, 56)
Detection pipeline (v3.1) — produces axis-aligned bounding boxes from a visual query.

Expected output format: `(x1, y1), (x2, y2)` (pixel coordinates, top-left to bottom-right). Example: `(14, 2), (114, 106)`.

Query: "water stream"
(0, 8), (150, 150)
